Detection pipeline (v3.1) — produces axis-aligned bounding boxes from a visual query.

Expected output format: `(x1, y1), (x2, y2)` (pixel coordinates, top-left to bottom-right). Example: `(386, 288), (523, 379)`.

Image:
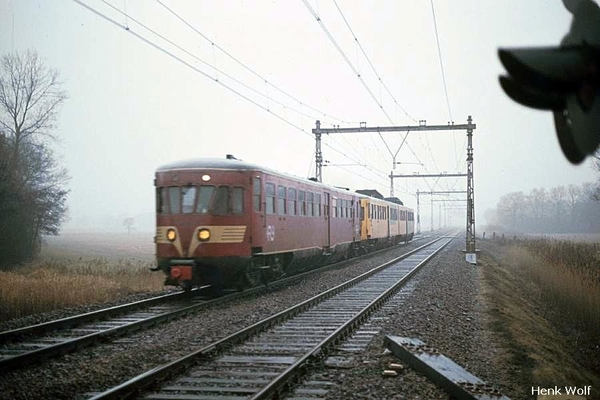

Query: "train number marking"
(266, 225), (275, 241)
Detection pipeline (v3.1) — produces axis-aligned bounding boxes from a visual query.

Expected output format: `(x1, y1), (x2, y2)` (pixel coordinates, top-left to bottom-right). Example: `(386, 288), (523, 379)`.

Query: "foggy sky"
(1, 0), (597, 233)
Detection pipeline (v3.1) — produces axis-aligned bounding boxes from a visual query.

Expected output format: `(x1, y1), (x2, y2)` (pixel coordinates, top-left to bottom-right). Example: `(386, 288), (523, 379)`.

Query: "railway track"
(88, 233), (456, 399)
(0, 234), (431, 374)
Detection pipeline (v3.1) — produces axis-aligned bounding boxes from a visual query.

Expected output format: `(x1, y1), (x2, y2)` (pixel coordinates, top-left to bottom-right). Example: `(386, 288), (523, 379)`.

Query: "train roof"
(156, 156), (265, 172)
(157, 156), (410, 209)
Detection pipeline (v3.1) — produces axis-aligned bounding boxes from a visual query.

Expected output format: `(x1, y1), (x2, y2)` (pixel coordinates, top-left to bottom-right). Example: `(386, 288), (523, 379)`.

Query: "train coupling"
(169, 259), (194, 279)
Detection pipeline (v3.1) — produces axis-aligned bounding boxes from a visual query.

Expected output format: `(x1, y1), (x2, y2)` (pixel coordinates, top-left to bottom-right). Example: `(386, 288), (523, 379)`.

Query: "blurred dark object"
(498, 0), (600, 164)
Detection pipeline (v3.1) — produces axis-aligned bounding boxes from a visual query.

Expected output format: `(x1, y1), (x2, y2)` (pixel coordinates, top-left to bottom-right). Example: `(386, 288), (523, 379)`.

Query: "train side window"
(213, 186), (229, 214)
(181, 186), (196, 214)
(232, 187), (244, 214)
(299, 191), (306, 216)
(253, 178), (261, 212)
(315, 193), (321, 217)
(168, 187), (181, 214)
(157, 187), (169, 214)
(287, 188), (297, 216)
(278, 185), (286, 215)
(307, 192), (314, 216)
(196, 186), (215, 214)
(332, 198), (338, 218)
(266, 183), (275, 214)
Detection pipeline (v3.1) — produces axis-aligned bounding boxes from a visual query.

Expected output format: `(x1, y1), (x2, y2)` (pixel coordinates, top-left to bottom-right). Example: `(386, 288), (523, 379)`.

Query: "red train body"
(154, 156), (414, 291)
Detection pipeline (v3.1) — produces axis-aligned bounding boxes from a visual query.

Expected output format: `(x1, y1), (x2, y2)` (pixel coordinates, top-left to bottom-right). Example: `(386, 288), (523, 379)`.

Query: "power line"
(302, 0), (434, 187)
(430, 0), (453, 123)
(155, 0), (358, 127)
(99, 0), (349, 129)
(332, 0), (416, 124)
(73, 0), (392, 186)
(301, 0), (393, 124)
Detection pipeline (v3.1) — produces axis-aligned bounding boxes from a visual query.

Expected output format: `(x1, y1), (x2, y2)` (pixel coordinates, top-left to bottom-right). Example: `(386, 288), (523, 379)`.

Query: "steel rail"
(0, 290), (197, 344)
(0, 234), (429, 374)
(87, 234), (451, 399)
(252, 234), (456, 399)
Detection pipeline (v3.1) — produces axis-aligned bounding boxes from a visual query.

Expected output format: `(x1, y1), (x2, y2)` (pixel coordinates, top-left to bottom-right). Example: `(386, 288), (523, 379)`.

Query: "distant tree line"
(488, 177), (600, 234)
(0, 50), (68, 267)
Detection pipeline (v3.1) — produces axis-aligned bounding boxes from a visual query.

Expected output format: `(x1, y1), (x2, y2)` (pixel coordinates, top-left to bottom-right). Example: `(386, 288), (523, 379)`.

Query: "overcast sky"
(1, 0), (598, 233)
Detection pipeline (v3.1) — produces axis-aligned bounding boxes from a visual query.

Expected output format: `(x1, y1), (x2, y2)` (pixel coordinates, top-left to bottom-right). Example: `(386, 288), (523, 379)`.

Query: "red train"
(154, 155), (415, 291)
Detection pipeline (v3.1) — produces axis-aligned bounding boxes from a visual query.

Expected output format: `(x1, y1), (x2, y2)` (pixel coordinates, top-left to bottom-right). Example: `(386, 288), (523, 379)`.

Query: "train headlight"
(198, 228), (210, 241)
(166, 228), (177, 242)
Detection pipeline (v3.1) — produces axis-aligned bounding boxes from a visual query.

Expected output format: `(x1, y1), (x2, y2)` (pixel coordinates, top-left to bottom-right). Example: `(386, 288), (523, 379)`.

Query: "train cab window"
(232, 187), (244, 214)
(278, 186), (286, 215)
(307, 192), (314, 216)
(266, 183), (275, 214)
(213, 186), (229, 214)
(196, 186), (215, 214)
(253, 178), (261, 212)
(287, 188), (297, 216)
(168, 187), (181, 214)
(299, 191), (306, 216)
(181, 186), (196, 214)
(157, 188), (169, 214)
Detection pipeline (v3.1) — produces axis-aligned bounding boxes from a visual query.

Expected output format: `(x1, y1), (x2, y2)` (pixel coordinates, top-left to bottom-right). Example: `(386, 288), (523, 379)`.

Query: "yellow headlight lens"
(166, 228), (177, 242)
(198, 228), (210, 241)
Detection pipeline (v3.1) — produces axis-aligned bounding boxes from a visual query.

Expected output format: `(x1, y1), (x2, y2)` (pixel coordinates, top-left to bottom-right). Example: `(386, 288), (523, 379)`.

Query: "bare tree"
(497, 191), (525, 230)
(0, 51), (66, 173)
(567, 184), (581, 226)
(592, 150), (600, 201)
(549, 186), (567, 227)
(530, 187), (547, 223)
(0, 50), (68, 266)
(123, 217), (135, 235)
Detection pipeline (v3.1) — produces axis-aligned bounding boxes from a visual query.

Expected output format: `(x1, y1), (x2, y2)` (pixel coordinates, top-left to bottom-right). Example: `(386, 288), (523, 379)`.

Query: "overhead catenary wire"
(332, 0), (416, 124)
(430, 0), (453, 123)
(156, 0), (358, 127)
(99, 0), (348, 130)
(154, 0), (401, 189)
(72, 0), (393, 189)
(303, 0), (439, 192)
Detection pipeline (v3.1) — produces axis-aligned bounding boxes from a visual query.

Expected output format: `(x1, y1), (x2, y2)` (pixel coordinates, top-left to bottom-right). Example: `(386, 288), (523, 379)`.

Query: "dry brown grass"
(480, 240), (600, 398)
(0, 257), (164, 321)
(505, 240), (600, 335)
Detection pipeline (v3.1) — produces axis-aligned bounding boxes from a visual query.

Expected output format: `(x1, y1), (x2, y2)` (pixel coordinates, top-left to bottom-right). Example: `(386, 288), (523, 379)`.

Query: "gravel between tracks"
(0, 236), (515, 399)
(317, 238), (516, 400)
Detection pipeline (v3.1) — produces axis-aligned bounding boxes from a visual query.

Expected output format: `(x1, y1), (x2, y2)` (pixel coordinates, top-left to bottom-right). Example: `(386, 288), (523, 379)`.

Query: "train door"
(360, 199), (371, 240)
(386, 205), (390, 238)
(324, 192), (331, 248)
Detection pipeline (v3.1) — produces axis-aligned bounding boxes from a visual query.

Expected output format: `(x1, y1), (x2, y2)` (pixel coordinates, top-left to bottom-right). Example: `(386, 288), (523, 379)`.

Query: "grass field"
(480, 237), (600, 396)
(0, 232), (164, 322)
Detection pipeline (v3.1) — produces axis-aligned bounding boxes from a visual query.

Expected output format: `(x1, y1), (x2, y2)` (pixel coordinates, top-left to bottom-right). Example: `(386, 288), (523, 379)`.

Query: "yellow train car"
(359, 195), (413, 249)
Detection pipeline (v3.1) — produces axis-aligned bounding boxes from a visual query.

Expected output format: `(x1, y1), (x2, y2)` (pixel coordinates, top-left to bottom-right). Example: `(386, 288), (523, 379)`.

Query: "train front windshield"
(157, 185), (245, 215)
